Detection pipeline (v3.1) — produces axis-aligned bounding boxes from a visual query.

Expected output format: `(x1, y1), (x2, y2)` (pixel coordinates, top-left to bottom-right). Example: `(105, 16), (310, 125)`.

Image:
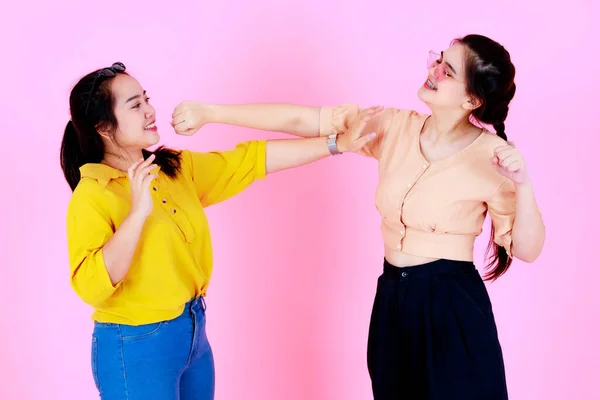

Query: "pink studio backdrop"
(0, 0), (598, 399)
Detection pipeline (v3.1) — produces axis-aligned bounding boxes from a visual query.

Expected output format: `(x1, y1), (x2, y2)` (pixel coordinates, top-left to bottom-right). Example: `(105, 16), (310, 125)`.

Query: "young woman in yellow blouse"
(60, 62), (379, 400)
(174, 34), (546, 399)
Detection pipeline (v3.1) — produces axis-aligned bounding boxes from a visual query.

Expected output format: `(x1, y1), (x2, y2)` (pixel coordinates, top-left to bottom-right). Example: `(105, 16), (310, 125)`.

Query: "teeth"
(426, 79), (437, 90)
(144, 123), (156, 130)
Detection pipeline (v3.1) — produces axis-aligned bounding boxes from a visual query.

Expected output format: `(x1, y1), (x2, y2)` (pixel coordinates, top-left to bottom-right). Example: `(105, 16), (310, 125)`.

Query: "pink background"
(1, 0), (598, 399)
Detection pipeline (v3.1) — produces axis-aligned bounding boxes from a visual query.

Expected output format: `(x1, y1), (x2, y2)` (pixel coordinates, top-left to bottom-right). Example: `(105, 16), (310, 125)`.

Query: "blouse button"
(407, 183), (412, 188)
(153, 186), (158, 191)
(172, 209), (177, 214)
(161, 198), (167, 203)
(423, 164), (428, 169)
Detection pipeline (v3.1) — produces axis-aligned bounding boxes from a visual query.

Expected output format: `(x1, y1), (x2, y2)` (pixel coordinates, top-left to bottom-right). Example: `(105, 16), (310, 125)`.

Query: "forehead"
(109, 74), (144, 102)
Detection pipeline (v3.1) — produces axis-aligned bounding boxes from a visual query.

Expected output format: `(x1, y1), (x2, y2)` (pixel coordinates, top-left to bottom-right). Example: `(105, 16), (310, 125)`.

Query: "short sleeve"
(183, 140), (267, 207)
(486, 178), (517, 257)
(319, 105), (394, 159)
(66, 182), (120, 306)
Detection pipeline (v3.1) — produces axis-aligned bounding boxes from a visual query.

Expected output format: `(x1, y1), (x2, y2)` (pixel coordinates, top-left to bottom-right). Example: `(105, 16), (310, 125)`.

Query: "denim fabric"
(91, 297), (215, 400)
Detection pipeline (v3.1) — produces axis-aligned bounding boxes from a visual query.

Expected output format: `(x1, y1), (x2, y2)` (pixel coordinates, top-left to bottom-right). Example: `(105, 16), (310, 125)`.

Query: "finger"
(499, 155), (519, 168)
(493, 145), (512, 156)
(171, 103), (189, 119)
(504, 159), (521, 172)
(496, 148), (516, 162)
(179, 128), (195, 136)
(128, 157), (145, 179)
(142, 173), (159, 187)
(171, 114), (187, 127)
(136, 164), (158, 181)
(173, 120), (193, 134)
(136, 154), (156, 171)
(348, 117), (369, 137)
(353, 132), (377, 150)
(359, 106), (383, 119)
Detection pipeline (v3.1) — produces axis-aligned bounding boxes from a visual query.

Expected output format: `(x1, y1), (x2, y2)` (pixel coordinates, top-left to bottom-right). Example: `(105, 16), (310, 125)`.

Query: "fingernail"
(369, 132), (376, 138)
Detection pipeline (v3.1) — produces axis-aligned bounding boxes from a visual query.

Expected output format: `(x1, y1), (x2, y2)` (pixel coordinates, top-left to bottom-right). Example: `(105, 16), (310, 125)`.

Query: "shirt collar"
(79, 163), (161, 188)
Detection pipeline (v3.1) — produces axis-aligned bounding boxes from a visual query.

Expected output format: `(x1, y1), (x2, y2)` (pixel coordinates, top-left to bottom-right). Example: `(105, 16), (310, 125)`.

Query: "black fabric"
(367, 258), (509, 400)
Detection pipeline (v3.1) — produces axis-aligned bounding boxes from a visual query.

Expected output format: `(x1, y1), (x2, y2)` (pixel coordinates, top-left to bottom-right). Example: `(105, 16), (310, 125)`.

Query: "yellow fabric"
(66, 140), (267, 325)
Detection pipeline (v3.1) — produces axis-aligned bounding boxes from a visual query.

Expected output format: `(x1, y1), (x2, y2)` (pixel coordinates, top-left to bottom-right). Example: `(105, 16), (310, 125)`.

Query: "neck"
(102, 148), (144, 172)
(425, 110), (473, 143)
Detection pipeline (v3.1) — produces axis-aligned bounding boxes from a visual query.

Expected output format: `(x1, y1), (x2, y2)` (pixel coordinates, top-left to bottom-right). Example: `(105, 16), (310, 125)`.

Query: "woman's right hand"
(127, 154), (158, 219)
(336, 106), (383, 153)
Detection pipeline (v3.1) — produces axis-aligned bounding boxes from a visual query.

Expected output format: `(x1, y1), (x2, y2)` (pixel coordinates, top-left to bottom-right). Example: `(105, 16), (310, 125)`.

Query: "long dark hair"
(60, 62), (182, 192)
(454, 34), (517, 281)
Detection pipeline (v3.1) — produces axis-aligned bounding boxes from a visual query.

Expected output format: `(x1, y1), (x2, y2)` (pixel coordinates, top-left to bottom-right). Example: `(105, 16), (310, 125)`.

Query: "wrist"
(202, 103), (220, 124)
(327, 133), (344, 155)
(127, 209), (149, 224)
(514, 177), (532, 193)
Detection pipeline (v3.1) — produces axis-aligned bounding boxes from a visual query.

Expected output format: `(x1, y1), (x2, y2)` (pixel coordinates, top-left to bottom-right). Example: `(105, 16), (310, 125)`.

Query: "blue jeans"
(91, 297), (215, 400)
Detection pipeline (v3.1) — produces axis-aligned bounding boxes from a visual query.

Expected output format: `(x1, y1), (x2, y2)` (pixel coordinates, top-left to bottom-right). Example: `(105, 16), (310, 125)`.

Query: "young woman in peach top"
(172, 34), (545, 399)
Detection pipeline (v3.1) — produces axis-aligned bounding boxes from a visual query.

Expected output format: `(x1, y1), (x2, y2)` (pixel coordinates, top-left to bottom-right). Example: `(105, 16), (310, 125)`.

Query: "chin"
(145, 131), (161, 146)
(417, 86), (432, 105)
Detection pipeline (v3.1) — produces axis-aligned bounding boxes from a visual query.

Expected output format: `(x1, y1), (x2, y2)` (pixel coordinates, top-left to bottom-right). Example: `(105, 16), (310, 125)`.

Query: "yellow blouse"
(66, 140), (267, 325)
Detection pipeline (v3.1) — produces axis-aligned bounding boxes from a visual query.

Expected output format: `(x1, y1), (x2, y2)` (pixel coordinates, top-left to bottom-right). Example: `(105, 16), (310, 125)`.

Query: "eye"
(132, 103), (141, 109)
(146, 97), (151, 102)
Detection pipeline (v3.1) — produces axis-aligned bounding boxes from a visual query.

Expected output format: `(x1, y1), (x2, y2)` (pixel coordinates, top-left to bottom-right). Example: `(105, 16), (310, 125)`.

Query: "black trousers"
(367, 258), (509, 400)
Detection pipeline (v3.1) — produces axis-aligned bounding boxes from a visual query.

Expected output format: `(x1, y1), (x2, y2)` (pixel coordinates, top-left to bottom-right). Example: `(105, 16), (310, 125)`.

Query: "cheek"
(433, 68), (446, 82)
(439, 83), (468, 102)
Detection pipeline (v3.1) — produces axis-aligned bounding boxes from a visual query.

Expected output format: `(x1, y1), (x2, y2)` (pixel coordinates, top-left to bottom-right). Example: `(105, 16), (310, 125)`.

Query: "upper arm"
(486, 178), (517, 256)
(66, 183), (119, 305)
(183, 140), (267, 207)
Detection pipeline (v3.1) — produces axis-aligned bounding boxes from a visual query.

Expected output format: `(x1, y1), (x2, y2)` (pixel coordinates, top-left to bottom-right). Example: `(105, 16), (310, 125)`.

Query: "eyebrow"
(125, 90), (146, 104)
(440, 51), (457, 75)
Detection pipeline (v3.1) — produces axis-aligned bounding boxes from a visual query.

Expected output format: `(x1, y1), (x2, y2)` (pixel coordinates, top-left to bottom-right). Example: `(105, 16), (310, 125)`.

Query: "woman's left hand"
(492, 143), (529, 184)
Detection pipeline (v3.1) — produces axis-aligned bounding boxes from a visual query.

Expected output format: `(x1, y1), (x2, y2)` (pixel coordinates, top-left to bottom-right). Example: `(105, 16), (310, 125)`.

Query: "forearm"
(209, 104), (321, 138)
(265, 137), (332, 174)
(101, 212), (147, 285)
(511, 180), (545, 262)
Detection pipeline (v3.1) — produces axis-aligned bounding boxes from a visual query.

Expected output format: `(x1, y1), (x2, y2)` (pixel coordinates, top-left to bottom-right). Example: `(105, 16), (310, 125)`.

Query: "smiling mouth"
(144, 122), (156, 130)
(425, 78), (437, 90)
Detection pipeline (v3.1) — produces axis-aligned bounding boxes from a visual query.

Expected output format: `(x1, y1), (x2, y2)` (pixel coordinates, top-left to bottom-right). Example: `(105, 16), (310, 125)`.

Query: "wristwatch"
(327, 133), (342, 156)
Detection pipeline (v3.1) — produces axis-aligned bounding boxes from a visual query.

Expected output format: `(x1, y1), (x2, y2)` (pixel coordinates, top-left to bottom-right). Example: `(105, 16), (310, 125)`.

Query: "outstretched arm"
(265, 107), (380, 173)
(171, 102), (363, 138)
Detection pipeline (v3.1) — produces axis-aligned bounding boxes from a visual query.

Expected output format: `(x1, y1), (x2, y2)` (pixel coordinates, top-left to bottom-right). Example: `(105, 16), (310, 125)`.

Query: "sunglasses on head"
(84, 62), (127, 115)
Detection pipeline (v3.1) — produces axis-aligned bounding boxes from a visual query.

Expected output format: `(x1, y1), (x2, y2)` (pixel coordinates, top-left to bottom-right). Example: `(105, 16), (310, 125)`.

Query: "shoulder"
(470, 130), (513, 190)
(474, 130), (510, 156)
(378, 108), (428, 135)
(67, 178), (110, 217)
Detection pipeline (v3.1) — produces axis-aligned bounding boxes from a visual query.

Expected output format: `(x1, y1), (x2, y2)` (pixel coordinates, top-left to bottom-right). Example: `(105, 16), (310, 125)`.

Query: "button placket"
(394, 163), (430, 250)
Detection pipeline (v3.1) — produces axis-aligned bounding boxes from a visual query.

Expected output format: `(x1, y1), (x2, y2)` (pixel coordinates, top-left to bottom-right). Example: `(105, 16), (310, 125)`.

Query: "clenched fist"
(171, 101), (211, 136)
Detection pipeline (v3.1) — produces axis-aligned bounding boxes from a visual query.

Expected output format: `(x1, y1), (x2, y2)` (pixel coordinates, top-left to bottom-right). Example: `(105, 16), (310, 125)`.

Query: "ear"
(462, 96), (481, 111)
(95, 123), (112, 140)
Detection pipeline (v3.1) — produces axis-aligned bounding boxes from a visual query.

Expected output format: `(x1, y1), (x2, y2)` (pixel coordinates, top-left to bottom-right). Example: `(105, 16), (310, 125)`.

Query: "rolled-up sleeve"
(486, 178), (517, 257)
(66, 184), (119, 306)
(183, 140), (267, 207)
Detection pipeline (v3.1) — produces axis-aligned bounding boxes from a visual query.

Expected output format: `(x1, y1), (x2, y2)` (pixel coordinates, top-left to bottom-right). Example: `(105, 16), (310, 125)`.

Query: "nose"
(431, 63), (450, 82)
(144, 103), (155, 118)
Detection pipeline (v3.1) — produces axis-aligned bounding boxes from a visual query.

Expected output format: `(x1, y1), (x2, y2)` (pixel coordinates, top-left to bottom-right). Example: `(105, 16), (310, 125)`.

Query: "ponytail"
(61, 120), (86, 191)
(493, 122), (507, 141)
(483, 120), (512, 281)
